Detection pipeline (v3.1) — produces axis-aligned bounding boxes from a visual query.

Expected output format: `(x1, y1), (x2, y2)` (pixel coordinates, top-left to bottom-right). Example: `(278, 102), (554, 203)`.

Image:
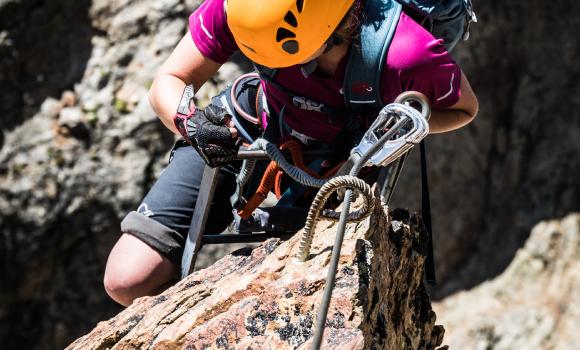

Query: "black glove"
(174, 104), (240, 167)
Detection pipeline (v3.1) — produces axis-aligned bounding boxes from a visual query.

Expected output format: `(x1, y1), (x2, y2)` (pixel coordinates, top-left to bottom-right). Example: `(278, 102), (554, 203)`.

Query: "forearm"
(148, 75), (189, 136)
(428, 108), (475, 134)
(148, 32), (223, 136)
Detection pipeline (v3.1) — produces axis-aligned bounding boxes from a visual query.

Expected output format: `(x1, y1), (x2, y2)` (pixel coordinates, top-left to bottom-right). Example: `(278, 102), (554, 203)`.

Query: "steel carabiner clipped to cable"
(350, 97), (430, 168)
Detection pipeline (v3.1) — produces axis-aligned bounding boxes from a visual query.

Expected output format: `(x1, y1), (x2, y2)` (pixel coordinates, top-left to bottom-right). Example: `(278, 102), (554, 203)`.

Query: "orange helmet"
(226, 0), (355, 68)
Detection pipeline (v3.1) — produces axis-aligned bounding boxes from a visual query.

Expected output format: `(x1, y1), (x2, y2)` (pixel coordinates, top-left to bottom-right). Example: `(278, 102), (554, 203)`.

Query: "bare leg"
(104, 233), (178, 306)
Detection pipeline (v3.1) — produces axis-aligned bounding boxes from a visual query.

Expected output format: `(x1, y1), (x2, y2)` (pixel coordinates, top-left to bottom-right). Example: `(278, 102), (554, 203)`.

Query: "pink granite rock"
(67, 205), (445, 349)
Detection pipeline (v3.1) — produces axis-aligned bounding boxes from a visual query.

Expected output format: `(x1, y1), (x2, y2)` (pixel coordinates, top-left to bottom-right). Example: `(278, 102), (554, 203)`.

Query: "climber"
(103, 0), (479, 306)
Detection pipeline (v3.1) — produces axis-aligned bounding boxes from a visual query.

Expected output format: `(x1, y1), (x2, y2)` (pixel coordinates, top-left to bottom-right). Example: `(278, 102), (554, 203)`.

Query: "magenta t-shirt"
(189, 0), (461, 145)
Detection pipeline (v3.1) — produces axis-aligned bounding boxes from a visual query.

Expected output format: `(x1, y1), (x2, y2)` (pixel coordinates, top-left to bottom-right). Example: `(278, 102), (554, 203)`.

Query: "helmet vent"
(282, 40), (299, 54)
(276, 28), (296, 42)
(295, 0), (304, 13)
(284, 11), (298, 27)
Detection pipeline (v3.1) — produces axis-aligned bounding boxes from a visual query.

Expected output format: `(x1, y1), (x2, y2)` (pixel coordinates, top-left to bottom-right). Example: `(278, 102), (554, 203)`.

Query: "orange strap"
(237, 160), (280, 219)
(273, 141), (319, 198)
(238, 140), (345, 220)
(238, 141), (301, 219)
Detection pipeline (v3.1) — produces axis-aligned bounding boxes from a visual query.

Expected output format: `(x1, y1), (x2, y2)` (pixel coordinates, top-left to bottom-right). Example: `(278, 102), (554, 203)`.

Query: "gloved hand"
(174, 104), (240, 167)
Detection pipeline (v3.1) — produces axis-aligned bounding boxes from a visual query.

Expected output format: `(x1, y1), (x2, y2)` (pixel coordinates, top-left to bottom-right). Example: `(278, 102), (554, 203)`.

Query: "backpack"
(344, 0), (477, 113)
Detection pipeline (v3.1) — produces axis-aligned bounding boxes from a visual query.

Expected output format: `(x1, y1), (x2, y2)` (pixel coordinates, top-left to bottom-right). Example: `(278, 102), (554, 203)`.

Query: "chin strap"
(300, 60), (318, 78)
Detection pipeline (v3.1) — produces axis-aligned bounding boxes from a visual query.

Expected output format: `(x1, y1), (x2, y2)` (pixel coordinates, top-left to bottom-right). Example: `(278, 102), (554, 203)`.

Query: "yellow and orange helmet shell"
(226, 0), (355, 68)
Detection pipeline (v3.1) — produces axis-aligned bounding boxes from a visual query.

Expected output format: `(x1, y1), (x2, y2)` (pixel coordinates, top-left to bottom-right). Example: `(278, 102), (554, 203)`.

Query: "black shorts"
(121, 76), (266, 265)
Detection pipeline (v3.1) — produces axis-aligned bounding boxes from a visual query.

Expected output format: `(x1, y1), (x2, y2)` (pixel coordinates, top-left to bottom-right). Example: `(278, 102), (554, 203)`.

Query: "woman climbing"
(104, 0), (479, 306)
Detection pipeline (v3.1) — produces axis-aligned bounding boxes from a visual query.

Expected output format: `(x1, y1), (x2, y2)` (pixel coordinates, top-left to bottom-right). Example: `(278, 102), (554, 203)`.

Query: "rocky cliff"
(433, 213), (580, 350)
(1, 0), (579, 349)
(68, 207), (445, 350)
(0, 1), (241, 349)
(390, 0), (580, 297)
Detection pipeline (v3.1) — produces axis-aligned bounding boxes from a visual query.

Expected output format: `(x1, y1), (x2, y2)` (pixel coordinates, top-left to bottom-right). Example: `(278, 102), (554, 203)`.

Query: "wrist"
(173, 109), (196, 143)
(173, 84), (197, 142)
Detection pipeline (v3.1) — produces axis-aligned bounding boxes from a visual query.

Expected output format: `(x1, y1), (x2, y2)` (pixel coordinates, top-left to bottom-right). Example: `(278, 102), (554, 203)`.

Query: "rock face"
(68, 207), (445, 350)
(0, 1), (248, 349)
(433, 213), (580, 350)
(0, 0), (93, 135)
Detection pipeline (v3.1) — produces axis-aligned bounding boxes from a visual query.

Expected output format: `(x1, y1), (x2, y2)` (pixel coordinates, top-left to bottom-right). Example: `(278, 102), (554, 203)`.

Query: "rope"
(232, 138), (331, 212)
(238, 141), (309, 219)
(275, 160), (344, 199)
(237, 160), (280, 219)
(235, 139), (328, 191)
(238, 140), (344, 219)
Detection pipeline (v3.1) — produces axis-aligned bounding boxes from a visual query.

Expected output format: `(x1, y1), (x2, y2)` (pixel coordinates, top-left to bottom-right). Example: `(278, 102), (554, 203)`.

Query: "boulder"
(68, 207), (445, 350)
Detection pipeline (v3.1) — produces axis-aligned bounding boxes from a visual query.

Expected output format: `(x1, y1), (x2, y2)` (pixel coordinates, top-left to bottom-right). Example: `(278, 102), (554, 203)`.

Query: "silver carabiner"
(350, 93), (430, 167)
(462, 0), (478, 41)
(464, 0), (478, 23)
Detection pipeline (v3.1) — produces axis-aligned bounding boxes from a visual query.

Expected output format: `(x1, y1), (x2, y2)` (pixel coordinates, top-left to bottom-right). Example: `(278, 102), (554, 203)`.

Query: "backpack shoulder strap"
(344, 0), (402, 114)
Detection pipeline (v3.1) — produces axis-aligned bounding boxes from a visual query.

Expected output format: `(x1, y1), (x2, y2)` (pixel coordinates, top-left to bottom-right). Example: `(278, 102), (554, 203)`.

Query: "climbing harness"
(236, 140), (343, 220)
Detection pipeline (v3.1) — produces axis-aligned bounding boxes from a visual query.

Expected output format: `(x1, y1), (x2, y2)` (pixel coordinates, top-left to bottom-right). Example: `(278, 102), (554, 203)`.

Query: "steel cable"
(294, 176), (375, 262)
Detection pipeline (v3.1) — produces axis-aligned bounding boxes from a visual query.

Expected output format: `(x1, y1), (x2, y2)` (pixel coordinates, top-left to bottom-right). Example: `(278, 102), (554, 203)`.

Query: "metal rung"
(201, 232), (295, 245)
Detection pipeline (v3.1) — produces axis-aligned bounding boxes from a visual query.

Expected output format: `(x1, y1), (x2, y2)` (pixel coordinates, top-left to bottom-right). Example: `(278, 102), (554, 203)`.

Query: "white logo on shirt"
(292, 96), (325, 112)
(437, 73), (455, 102)
(199, 14), (214, 40)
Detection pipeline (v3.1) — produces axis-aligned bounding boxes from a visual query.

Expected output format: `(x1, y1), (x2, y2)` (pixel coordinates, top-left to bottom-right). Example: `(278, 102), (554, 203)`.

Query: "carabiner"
(350, 98), (429, 168)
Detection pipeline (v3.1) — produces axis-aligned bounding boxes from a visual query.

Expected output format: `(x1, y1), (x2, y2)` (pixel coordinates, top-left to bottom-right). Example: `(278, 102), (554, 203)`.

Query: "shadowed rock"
(434, 213), (580, 350)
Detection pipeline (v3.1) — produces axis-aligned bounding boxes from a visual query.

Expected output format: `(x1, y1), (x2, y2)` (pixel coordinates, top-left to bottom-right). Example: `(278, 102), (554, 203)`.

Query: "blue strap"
(343, 0), (402, 114)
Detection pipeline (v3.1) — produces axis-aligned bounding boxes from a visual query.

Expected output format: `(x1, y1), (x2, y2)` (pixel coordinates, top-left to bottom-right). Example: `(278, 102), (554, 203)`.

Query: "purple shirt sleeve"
(189, 0), (238, 63)
(382, 12), (461, 109)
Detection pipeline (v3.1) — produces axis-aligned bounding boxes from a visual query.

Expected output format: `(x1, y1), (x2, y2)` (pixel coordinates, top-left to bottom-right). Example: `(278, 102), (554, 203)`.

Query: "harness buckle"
(290, 128), (317, 146)
(463, 0), (478, 41)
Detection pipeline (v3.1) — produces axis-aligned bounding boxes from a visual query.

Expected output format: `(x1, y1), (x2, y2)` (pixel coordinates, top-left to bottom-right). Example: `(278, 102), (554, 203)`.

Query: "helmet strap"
(300, 60), (318, 78)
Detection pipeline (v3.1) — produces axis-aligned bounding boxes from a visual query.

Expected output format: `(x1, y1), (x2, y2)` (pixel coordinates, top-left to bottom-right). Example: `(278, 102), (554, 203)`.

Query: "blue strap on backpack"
(343, 0), (476, 111)
(343, 0), (402, 114)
